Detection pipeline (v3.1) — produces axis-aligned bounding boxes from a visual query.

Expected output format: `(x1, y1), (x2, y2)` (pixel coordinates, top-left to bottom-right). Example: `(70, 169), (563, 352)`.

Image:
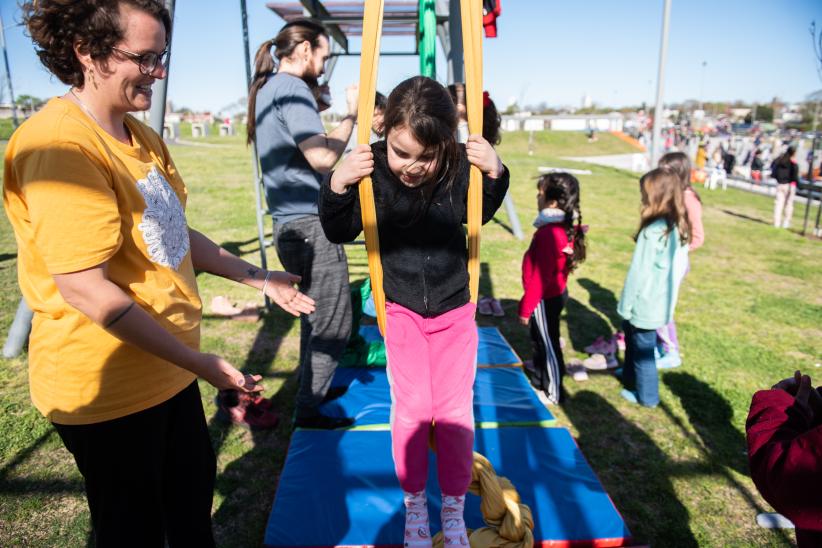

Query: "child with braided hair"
(518, 172), (587, 404)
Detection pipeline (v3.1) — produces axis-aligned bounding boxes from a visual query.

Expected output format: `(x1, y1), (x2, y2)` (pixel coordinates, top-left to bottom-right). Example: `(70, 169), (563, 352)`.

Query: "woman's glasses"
(112, 46), (169, 75)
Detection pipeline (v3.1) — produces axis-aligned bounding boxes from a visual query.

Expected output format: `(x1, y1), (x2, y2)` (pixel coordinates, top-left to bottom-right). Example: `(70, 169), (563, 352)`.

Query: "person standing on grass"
(517, 172), (587, 404)
(653, 152), (703, 369)
(246, 19), (359, 430)
(616, 168), (690, 408)
(772, 145), (799, 229)
(6, 1), (315, 545)
(747, 370), (822, 547)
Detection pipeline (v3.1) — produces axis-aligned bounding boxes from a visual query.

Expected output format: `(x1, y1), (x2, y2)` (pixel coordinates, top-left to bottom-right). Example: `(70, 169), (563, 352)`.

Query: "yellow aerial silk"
(357, 0), (483, 335)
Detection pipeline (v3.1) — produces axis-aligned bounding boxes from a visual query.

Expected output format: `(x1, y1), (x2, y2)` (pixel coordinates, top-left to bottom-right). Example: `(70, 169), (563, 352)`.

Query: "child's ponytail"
(537, 172), (587, 271)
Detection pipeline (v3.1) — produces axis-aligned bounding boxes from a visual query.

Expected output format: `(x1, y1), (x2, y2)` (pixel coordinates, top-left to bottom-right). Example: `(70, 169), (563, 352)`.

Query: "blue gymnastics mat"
(351, 324), (521, 367)
(316, 367), (555, 430)
(264, 427), (631, 547)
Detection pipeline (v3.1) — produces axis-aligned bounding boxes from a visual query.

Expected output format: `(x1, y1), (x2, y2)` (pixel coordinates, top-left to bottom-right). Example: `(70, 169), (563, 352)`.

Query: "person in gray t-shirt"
(247, 19), (362, 430)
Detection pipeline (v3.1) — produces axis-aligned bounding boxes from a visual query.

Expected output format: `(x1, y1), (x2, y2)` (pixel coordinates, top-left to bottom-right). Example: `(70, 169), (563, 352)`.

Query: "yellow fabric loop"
(431, 452), (534, 548)
(358, 0), (485, 332)
(460, 0), (483, 303)
(356, 0), (388, 335)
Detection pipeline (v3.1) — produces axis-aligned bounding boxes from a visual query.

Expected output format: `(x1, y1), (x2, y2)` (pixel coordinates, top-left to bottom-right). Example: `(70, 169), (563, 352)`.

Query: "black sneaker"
(293, 414), (355, 430)
(321, 386), (348, 403)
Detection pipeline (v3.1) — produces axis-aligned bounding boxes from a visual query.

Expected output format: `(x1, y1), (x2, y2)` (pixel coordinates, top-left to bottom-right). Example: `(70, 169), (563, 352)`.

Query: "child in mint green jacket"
(617, 167), (690, 407)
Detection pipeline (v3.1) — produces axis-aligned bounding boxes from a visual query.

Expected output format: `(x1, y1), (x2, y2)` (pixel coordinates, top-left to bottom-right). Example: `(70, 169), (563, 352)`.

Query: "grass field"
(0, 129), (820, 546)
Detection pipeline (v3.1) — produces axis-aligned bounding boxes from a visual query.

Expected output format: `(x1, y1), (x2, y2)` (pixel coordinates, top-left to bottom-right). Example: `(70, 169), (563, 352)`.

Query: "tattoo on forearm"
(104, 302), (135, 329)
(247, 267), (260, 279)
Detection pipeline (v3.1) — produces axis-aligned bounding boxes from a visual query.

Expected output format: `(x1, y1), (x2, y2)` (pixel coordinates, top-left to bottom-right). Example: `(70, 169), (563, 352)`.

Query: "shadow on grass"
(663, 372), (748, 475)
(720, 208), (770, 226)
(219, 234), (272, 258)
(576, 278), (622, 331)
(562, 389), (699, 547)
(565, 297), (612, 353)
(489, 215), (515, 237)
(208, 308), (302, 547)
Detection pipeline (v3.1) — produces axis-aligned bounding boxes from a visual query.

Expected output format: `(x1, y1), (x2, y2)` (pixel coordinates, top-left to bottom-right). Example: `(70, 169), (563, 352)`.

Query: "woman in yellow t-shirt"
(3, 1), (315, 545)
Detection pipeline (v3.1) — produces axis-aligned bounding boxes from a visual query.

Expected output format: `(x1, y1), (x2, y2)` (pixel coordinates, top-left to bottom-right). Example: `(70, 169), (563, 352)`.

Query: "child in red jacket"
(746, 370), (822, 547)
(518, 173), (586, 403)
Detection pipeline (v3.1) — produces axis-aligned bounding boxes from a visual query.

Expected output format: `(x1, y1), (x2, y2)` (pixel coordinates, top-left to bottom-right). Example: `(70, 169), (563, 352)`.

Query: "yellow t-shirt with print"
(3, 97), (200, 425)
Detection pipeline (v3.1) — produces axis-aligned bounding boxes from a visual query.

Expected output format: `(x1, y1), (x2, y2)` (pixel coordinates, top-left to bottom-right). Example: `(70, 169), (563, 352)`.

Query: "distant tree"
(15, 95), (44, 109)
(502, 102), (519, 115)
(754, 104), (774, 122)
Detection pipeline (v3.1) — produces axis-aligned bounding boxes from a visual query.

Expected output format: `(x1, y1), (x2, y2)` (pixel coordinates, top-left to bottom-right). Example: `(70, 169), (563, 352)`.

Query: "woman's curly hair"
(22, 0), (171, 88)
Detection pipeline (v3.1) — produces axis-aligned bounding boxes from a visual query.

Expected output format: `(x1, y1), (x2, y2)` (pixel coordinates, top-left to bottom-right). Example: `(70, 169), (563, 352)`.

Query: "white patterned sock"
(441, 494), (468, 546)
(403, 490), (432, 547)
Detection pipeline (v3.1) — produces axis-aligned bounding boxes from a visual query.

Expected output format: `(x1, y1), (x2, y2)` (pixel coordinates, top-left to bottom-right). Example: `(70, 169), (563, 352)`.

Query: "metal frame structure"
(254, 1), (523, 290)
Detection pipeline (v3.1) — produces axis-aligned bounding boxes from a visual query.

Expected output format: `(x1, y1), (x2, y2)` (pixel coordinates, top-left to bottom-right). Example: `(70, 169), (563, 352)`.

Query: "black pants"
(528, 290), (567, 404)
(274, 216), (353, 418)
(54, 382), (216, 548)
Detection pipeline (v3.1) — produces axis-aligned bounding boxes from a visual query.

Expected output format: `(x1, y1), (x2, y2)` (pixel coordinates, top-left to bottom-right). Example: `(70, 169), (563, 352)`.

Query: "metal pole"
(3, 299), (32, 358)
(801, 134), (816, 235)
(651, 0), (672, 167)
(0, 12), (19, 127)
(240, 0), (271, 309)
(148, 0), (175, 135)
(446, 0), (464, 84)
(698, 61), (706, 112)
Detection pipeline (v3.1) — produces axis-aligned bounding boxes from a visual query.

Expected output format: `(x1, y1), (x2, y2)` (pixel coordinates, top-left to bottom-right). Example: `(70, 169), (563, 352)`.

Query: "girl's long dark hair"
(246, 19), (327, 144)
(536, 172), (586, 271)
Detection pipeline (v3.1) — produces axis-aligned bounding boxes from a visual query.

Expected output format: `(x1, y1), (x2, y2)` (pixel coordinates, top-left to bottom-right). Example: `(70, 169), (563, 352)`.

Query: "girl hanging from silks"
(319, 75), (509, 547)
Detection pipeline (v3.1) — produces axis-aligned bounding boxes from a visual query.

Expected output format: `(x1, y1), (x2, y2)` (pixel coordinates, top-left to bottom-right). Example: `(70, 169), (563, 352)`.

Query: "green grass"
(1, 130), (820, 546)
(0, 119), (16, 141)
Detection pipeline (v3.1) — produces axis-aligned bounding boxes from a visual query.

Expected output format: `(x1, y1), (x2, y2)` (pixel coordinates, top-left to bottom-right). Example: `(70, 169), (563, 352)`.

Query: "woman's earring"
(88, 68), (99, 90)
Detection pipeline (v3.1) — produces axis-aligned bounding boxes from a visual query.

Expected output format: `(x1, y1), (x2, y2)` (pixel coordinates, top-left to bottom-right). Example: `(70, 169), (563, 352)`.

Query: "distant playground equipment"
(190, 122), (210, 138)
(161, 121), (179, 141)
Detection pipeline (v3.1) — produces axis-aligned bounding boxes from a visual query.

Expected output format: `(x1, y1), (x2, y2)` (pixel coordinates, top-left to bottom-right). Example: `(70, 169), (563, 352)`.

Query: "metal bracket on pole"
(299, 0), (349, 52)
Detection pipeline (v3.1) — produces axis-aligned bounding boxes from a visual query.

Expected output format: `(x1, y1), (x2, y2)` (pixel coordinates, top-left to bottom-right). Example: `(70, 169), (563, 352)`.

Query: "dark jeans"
(54, 382), (216, 548)
(274, 215), (352, 418)
(622, 320), (660, 407)
(528, 290), (567, 404)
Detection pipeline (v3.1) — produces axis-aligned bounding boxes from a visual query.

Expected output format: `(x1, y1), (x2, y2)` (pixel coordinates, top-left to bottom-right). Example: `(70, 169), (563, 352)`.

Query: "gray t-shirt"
(255, 72), (325, 224)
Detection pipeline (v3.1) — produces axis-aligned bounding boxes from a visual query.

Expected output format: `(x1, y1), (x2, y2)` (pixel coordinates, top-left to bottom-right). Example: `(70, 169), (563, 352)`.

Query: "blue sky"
(2, 0), (821, 114)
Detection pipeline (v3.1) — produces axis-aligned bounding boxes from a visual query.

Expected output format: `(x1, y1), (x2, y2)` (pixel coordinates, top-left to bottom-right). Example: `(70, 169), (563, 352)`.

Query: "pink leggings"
(385, 301), (477, 496)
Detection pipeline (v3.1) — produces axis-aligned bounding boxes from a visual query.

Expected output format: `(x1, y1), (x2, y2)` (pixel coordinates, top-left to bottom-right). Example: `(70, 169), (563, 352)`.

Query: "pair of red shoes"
(216, 390), (280, 429)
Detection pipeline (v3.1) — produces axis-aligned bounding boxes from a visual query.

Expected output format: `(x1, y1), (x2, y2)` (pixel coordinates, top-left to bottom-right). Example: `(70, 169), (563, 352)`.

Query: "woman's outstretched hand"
(262, 271), (315, 317)
(191, 353), (264, 393)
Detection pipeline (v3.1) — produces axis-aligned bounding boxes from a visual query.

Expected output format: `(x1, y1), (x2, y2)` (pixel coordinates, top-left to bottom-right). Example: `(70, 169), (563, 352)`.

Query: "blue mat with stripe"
(316, 366), (554, 430)
(264, 427), (631, 547)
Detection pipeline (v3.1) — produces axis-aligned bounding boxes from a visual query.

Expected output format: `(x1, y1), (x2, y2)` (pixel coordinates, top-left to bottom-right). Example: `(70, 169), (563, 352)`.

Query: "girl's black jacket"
(319, 140), (509, 317)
